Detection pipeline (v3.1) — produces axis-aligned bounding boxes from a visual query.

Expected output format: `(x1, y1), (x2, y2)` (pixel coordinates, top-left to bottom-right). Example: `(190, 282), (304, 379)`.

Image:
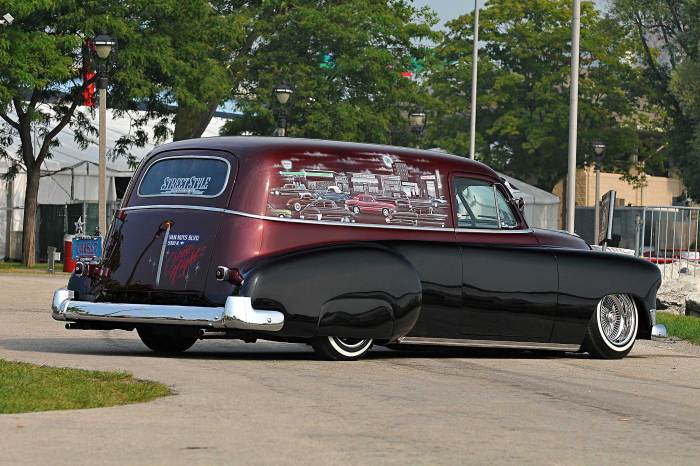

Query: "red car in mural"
(51, 137), (665, 362)
(345, 194), (396, 217)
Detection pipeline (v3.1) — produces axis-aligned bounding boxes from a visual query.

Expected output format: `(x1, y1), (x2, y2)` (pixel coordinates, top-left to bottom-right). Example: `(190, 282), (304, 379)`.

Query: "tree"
(0, 1), (134, 266)
(106, 0), (260, 144)
(612, 0), (700, 197)
(219, 0), (438, 145)
(427, 0), (656, 191)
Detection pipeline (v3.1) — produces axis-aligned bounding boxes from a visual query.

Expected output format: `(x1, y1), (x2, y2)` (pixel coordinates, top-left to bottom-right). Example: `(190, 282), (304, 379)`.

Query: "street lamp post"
(92, 34), (116, 239)
(565, 0), (582, 234)
(469, 0), (479, 160)
(593, 141), (606, 244)
(272, 81), (293, 137)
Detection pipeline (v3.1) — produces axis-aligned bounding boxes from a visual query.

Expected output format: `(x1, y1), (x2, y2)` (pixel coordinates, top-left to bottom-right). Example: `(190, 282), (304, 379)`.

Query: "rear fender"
(240, 244), (422, 340)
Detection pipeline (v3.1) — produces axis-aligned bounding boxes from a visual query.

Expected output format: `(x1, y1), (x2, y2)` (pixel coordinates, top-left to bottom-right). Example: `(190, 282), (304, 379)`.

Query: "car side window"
(453, 177), (520, 230)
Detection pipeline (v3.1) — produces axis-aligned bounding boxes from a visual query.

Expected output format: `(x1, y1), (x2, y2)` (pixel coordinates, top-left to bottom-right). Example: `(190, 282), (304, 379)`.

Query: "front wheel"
(583, 294), (638, 359)
(137, 328), (198, 354)
(311, 336), (373, 361)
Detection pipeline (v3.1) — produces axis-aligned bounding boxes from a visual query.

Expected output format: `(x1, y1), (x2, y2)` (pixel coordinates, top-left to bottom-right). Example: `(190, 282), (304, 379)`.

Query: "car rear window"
(138, 157), (230, 198)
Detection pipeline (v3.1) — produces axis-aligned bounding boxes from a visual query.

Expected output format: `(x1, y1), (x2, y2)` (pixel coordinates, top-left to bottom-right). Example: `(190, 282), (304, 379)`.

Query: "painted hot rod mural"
(265, 152), (450, 228)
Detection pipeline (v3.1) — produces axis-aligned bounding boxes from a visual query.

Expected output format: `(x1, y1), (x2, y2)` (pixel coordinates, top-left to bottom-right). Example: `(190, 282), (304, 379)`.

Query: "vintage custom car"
(345, 194), (397, 217)
(51, 137), (666, 361)
(300, 200), (356, 223)
(266, 204), (293, 219)
(270, 183), (309, 196)
(285, 192), (315, 212)
(314, 186), (351, 203)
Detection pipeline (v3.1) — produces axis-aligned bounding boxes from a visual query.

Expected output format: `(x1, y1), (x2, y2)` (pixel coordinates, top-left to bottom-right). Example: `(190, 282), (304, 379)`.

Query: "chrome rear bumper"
(51, 288), (284, 331)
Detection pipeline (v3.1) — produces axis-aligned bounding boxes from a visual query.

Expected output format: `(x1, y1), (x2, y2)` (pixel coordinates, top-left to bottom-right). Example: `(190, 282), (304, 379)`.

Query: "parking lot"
(1, 273), (700, 465)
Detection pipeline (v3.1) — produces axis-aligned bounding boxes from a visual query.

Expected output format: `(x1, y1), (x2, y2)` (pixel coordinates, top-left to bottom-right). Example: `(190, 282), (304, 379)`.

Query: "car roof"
(151, 136), (499, 179)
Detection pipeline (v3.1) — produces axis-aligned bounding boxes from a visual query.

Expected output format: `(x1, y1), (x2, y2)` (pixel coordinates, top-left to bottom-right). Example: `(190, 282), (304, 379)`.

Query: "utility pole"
(565, 0), (581, 233)
(469, 0), (480, 160)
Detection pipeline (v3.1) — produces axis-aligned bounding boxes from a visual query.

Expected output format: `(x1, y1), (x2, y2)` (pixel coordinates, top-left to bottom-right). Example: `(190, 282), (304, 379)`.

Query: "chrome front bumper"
(51, 288), (284, 331)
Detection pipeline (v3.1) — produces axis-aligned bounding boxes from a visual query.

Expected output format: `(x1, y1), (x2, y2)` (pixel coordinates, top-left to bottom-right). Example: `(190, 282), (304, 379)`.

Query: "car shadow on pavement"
(0, 336), (607, 361)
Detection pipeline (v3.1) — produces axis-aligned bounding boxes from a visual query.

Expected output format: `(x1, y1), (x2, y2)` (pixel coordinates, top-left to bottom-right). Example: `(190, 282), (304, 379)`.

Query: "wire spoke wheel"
(598, 294), (636, 348)
(585, 293), (639, 359)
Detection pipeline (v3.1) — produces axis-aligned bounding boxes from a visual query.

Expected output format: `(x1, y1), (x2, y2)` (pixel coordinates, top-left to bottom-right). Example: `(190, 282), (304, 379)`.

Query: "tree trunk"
(21, 167), (41, 267)
(173, 101), (219, 141)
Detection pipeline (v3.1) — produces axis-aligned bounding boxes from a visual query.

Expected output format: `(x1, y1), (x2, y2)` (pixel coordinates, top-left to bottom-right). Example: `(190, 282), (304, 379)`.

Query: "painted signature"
(164, 244), (205, 284)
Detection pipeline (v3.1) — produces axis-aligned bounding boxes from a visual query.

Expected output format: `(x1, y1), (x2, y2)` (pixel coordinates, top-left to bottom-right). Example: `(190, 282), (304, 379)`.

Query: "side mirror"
(512, 197), (525, 214)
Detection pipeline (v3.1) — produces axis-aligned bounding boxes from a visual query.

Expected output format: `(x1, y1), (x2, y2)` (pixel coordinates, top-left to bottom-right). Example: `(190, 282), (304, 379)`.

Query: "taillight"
(74, 262), (85, 276)
(216, 266), (244, 285)
(115, 209), (127, 221)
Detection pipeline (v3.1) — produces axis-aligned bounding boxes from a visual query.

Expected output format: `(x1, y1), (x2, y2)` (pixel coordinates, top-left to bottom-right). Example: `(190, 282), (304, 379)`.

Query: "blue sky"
(414, 0), (609, 29)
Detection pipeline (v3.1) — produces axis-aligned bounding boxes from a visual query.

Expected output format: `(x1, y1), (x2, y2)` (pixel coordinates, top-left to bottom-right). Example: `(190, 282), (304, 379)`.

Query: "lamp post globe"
(273, 81), (293, 105)
(409, 108), (427, 134)
(93, 34), (116, 60)
(593, 141), (606, 157)
(273, 81), (293, 136)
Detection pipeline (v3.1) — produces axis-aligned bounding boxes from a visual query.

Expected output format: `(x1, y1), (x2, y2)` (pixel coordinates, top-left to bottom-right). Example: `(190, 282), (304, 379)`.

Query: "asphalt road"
(1, 274), (700, 465)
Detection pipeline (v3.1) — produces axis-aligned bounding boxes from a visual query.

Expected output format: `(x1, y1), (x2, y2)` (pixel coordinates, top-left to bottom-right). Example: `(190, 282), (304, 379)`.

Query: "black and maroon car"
(52, 137), (666, 360)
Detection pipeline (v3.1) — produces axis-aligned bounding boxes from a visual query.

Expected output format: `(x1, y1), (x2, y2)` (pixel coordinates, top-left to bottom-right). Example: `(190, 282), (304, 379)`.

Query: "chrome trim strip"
(397, 336), (580, 352)
(137, 155), (231, 199)
(455, 228), (533, 234)
(155, 222), (171, 286)
(51, 289), (284, 331)
(122, 204), (533, 234)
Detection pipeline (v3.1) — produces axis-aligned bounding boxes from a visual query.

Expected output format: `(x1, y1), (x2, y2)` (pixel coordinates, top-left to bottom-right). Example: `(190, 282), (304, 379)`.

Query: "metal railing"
(641, 206), (700, 279)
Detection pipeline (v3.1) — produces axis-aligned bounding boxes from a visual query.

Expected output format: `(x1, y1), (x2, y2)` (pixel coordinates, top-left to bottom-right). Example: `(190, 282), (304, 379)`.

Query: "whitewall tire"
(584, 294), (639, 359)
(311, 336), (373, 361)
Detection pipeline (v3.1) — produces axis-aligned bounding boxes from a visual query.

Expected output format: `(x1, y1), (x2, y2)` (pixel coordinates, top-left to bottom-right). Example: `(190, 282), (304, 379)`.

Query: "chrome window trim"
(137, 155), (231, 199)
(122, 204), (534, 234)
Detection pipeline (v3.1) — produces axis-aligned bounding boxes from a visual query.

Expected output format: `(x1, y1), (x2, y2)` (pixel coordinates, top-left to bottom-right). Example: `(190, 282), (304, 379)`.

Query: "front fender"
(554, 250), (662, 343)
(240, 244), (422, 340)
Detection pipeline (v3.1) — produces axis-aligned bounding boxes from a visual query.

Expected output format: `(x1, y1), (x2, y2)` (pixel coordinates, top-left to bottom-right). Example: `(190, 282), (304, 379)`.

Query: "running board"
(397, 337), (581, 352)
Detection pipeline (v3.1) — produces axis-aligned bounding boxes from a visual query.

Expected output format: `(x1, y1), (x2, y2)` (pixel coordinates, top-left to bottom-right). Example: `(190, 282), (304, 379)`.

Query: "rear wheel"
(352, 206), (361, 214)
(137, 328), (198, 354)
(583, 294), (638, 359)
(311, 336), (373, 361)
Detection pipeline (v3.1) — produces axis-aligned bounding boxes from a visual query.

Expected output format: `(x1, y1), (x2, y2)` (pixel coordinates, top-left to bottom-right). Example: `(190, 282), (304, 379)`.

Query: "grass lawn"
(0, 261), (68, 274)
(0, 359), (170, 414)
(657, 313), (700, 346)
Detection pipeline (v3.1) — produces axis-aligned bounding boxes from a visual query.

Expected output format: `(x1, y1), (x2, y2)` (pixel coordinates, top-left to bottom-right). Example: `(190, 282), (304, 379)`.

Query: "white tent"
(497, 172), (560, 230)
(0, 107), (228, 259)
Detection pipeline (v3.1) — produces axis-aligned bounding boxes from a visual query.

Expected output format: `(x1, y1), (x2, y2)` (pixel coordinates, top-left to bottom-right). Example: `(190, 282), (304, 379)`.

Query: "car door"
(453, 175), (557, 342)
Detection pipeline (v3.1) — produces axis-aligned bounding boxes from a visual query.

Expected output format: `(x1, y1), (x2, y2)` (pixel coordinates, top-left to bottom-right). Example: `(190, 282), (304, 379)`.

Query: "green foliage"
(0, 359), (170, 414)
(219, 0), (438, 146)
(427, 0), (657, 191)
(612, 0), (700, 198)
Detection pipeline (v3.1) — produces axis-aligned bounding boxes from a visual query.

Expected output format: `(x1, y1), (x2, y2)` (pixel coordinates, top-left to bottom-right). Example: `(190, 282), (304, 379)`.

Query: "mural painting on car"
(265, 151), (450, 228)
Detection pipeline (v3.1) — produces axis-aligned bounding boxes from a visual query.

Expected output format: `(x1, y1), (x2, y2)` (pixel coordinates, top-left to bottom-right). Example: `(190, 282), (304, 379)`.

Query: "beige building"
(553, 166), (685, 208)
